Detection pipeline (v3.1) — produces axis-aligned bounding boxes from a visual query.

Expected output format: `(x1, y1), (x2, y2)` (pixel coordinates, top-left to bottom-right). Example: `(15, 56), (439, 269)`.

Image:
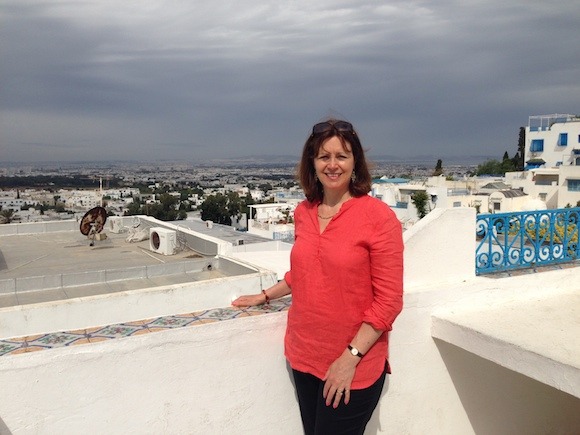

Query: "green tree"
(511, 151), (521, 170)
(125, 200), (141, 216)
(123, 193), (185, 221)
(259, 183), (272, 194)
(411, 191), (429, 219)
(241, 192), (255, 215)
(200, 194), (231, 225)
(476, 159), (502, 175)
(0, 209), (14, 224)
(159, 193), (178, 211)
(432, 159), (443, 176)
(516, 126), (525, 171)
(226, 192), (242, 220)
(501, 151), (516, 173)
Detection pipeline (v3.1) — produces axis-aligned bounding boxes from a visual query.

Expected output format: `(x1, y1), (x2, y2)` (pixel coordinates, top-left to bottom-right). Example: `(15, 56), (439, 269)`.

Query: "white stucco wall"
(1, 208), (579, 434)
(403, 207), (475, 288)
(0, 269), (278, 339)
(526, 118), (580, 168)
(0, 314), (301, 435)
(0, 219), (78, 236)
(1, 274), (579, 435)
(558, 165), (580, 208)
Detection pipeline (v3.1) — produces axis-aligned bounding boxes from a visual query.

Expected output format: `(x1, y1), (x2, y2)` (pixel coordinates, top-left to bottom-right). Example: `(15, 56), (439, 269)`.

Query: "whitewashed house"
(506, 114), (580, 208)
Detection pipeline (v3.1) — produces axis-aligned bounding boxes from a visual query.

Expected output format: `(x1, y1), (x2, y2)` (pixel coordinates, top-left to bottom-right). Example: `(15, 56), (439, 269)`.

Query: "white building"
(249, 189), (266, 201)
(102, 187), (140, 200)
(59, 189), (101, 210)
(505, 114), (580, 208)
(0, 198), (25, 212)
(247, 203), (295, 242)
(526, 114), (580, 168)
(371, 178), (430, 226)
(372, 175), (538, 221)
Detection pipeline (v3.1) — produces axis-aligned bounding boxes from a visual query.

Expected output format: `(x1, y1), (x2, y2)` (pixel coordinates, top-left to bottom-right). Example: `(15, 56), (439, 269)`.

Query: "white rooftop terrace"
(0, 209), (579, 434)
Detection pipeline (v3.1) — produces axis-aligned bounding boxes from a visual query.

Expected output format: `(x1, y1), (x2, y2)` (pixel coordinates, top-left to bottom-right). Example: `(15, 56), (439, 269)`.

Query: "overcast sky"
(1, 0), (579, 164)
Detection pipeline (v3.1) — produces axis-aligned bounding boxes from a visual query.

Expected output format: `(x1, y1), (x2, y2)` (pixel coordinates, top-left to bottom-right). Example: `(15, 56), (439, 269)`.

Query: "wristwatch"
(348, 344), (364, 358)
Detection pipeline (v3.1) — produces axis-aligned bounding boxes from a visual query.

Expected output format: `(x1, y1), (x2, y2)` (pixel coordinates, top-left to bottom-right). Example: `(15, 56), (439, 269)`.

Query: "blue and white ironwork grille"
(476, 208), (580, 275)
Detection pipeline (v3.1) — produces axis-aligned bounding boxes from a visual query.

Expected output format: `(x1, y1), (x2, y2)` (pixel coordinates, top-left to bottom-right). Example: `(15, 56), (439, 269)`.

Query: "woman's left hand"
(322, 350), (359, 408)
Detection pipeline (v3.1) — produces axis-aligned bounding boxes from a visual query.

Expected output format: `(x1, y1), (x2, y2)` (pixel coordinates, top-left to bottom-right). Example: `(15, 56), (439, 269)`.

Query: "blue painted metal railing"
(476, 207), (580, 275)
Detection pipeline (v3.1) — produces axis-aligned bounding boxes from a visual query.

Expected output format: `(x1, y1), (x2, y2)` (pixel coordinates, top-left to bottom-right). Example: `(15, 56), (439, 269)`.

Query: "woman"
(232, 119), (403, 435)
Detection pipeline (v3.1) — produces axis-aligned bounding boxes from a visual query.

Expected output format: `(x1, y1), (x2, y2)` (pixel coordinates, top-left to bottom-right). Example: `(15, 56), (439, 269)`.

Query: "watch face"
(350, 347), (357, 355)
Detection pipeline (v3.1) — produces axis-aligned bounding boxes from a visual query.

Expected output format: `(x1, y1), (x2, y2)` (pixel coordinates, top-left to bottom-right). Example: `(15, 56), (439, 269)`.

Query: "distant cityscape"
(0, 158), (479, 223)
(2, 112), (580, 230)
(0, 157), (480, 183)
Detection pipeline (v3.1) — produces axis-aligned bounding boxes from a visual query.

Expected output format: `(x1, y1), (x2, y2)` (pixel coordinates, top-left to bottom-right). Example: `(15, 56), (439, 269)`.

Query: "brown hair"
(297, 119), (372, 202)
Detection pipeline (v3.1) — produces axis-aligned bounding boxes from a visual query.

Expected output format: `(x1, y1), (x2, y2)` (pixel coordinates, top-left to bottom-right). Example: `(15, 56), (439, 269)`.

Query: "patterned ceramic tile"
(94, 325), (145, 337)
(0, 342), (21, 355)
(0, 297), (291, 358)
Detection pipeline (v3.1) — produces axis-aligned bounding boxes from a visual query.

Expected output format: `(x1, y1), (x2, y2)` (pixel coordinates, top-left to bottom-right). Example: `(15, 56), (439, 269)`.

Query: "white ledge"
(431, 290), (580, 398)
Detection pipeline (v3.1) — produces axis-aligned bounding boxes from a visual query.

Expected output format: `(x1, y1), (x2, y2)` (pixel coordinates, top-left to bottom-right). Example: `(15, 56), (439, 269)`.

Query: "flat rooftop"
(0, 226), (223, 308)
(168, 219), (271, 245)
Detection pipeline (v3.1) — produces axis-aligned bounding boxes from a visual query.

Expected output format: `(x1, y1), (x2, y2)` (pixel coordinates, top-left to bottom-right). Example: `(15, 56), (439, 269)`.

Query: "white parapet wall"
(1, 205), (579, 434)
(0, 263), (277, 339)
(0, 219), (78, 236)
(0, 313), (302, 434)
(403, 207), (476, 288)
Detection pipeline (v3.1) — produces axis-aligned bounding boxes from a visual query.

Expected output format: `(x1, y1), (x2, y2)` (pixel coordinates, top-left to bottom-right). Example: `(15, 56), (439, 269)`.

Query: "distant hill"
(367, 154), (495, 166)
(203, 154), (493, 166)
(0, 154), (493, 169)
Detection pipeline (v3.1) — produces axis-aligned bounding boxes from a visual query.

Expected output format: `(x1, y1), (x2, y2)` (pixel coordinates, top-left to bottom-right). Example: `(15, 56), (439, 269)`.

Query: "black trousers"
(292, 363), (387, 435)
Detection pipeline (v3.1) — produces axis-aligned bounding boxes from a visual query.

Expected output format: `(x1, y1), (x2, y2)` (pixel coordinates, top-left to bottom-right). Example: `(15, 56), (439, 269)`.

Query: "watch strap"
(348, 344), (364, 358)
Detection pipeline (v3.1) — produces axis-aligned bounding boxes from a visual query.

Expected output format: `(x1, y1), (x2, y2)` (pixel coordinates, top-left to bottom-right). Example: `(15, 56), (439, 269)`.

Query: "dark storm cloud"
(1, 0), (579, 163)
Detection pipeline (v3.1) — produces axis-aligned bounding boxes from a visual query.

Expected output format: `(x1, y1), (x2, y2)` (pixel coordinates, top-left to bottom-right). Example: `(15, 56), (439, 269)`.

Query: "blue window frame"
(558, 133), (568, 146)
(530, 139), (544, 152)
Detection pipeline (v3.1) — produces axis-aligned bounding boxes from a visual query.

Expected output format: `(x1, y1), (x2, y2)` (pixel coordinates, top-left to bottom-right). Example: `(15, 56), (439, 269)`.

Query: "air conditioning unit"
(109, 216), (125, 233)
(149, 227), (177, 255)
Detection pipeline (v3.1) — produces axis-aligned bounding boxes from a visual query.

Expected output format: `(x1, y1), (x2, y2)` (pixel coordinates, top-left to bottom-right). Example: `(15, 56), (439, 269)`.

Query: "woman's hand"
(232, 280), (292, 308)
(322, 350), (359, 408)
(231, 293), (266, 307)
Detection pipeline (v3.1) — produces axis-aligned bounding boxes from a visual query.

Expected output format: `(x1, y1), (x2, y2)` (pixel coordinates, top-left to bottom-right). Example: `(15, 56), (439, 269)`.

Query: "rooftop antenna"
(80, 206), (108, 247)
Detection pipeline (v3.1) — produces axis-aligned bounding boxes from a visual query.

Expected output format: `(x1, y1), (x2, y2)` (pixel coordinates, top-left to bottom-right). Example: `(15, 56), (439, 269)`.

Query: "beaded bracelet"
(262, 289), (270, 305)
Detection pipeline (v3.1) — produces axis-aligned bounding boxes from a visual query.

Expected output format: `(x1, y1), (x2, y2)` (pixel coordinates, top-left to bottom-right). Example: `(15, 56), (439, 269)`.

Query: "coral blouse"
(283, 195), (404, 389)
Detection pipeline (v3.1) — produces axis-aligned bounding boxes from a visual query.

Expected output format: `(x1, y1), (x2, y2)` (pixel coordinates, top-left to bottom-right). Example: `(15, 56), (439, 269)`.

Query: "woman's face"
(314, 136), (355, 195)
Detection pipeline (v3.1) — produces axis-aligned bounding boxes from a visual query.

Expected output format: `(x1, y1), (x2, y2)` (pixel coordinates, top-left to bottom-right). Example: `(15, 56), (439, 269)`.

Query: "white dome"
(521, 198), (547, 211)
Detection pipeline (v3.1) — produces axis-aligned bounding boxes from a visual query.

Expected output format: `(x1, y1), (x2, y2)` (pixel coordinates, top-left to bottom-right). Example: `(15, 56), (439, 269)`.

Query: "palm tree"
(0, 209), (15, 224)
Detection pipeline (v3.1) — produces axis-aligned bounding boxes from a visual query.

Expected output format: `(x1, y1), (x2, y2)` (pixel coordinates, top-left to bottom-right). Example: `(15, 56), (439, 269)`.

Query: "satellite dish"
(80, 206), (107, 246)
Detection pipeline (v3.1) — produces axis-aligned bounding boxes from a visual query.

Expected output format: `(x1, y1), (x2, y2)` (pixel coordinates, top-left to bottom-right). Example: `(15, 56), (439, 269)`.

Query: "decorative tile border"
(0, 298), (291, 357)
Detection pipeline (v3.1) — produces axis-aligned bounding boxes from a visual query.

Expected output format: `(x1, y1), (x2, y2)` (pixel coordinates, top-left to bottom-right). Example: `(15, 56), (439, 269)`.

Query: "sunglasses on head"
(311, 120), (354, 135)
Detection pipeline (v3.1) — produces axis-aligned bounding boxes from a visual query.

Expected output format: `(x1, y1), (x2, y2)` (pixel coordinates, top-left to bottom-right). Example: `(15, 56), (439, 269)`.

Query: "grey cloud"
(1, 0), (579, 163)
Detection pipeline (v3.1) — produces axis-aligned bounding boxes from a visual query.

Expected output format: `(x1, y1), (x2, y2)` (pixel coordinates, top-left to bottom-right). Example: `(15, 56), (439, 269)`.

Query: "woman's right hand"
(231, 293), (266, 307)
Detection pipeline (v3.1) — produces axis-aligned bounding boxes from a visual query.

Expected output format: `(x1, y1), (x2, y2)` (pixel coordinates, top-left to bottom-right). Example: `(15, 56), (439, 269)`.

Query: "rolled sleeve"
(362, 209), (404, 331)
(283, 270), (292, 288)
